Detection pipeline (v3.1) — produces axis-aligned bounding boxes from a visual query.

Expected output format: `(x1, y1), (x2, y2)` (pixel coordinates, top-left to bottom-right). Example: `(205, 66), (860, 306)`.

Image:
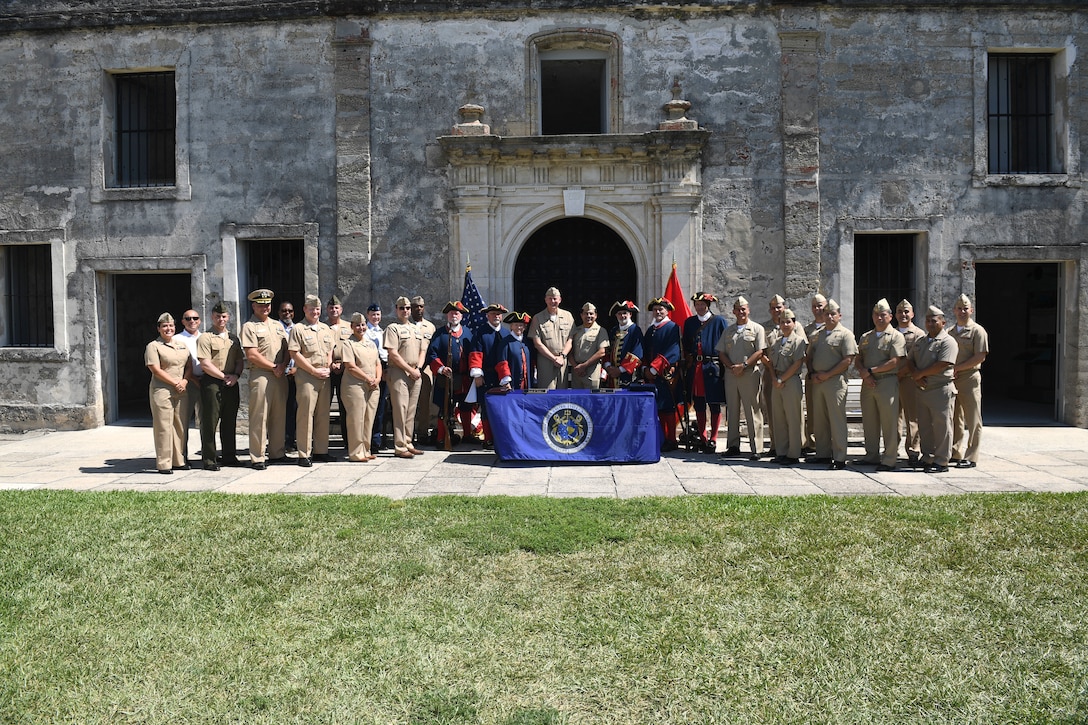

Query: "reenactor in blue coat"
(469, 303), (509, 449)
(641, 297), (682, 452)
(496, 311), (535, 391)
(682, 292), (728, 453)
(427, 301), (475, 449)
(602, 300), (643, 388)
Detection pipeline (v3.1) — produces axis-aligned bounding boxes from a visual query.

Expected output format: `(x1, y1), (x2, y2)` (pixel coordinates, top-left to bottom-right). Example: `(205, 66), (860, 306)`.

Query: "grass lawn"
(1, 491), (1086, 724)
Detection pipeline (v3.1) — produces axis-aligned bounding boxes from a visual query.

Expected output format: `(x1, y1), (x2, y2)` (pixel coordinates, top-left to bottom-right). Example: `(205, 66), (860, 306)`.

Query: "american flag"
(461, 264), (488, 335)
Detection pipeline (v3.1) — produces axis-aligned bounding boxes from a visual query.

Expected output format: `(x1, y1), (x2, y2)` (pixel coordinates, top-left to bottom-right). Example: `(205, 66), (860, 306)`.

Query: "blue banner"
(486, 390), (661, 463)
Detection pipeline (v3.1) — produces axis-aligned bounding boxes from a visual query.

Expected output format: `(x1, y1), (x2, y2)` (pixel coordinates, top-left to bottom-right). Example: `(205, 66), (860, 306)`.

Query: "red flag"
(662, 262), (693, 321)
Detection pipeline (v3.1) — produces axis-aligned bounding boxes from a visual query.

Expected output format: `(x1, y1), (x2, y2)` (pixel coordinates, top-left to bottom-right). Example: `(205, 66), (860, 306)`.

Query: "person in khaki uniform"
(341, 312), (383, 463)
(715, 296), (767, 461)
(176, 308), (203, 462)
(529, 287), (575, 390)
(855, 298), (907, 471)
(325, 295), (353, 449)
(241, 288), (289, 470)
(144, 312), (192, 474)
(196, 302), (244, 470)
(385, 296), (427, 459)
(289, 294), (336, 467)
(802, 293), (827, 454)
(767, 309), (808, 465)
(570, 303), (610, 390)
(806, 298), (858, 469)
(895, 299), (927, 464)
(760, 294), (787, 455)
(410, 296), (437, 445)
(906, 305), (958, 473)
(950, 294), (989, 468)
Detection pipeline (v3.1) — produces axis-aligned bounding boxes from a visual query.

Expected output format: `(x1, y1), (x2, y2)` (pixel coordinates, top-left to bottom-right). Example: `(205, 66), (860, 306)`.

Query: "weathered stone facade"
(1, 0), (1085, 430)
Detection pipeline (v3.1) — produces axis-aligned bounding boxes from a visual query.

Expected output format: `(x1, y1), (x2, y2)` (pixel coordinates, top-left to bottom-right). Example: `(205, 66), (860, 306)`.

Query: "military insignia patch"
(542, 403), (593, 454)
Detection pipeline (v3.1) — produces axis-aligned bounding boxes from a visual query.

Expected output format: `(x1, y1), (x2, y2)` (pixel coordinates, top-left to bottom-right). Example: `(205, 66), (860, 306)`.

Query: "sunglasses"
(183, 316), (200, 321)
(397, 306), (410, 310)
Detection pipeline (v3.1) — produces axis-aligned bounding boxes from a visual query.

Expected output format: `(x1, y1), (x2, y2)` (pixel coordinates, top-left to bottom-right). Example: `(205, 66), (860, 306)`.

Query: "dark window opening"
(245, 239), (305, 314)
(988, 54), (1055, 174)
(852, 233), (916, 336)
(541, 59), (605, 135)
(115, 71), (176, 187)
(3, 244), (53, 347)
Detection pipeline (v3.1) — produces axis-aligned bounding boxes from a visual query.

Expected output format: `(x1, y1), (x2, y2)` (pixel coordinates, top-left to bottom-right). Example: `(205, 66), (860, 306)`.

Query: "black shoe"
(771, 455), (787, 464)
(829, 460), (847, 470)
(749, 453), (761, 461)
(482, 440), (494, 451)
(158, 468), (173, 475)
(313, 453), (336, 463)
(720, 446), (742, 457)
(875, 463), (896, 472)
(203, 462), (221, 471)
(907, 451), (920, 463)
(949, 458), (961, 465)
(219, 456), (242, 467)
(806, 457), (830, 465)
(956, 460), (976, 468)
(297, 457), (312, 467)
(252, 461), (267, 471)
(783, 457), (800, 465)
(702, 440), (718, 454)
(801, 448), (817, 457)
(173, 464), (191, 471)
(267, 456), (289, 465)
(924, 463), (949, 473)
(661, 440), (679, 452)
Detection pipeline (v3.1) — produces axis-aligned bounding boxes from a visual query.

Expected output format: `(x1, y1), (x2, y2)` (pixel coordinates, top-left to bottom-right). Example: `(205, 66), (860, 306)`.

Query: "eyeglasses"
(280, 309), (294, 314)
(183, 316), (200, 321)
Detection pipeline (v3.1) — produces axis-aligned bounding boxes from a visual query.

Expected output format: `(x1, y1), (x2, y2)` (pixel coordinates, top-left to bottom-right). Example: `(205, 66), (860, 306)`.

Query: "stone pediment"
(438, 130), (710, 194)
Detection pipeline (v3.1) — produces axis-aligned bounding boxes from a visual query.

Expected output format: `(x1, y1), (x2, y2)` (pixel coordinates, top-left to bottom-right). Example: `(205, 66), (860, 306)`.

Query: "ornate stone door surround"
(439, 126), (709, 309)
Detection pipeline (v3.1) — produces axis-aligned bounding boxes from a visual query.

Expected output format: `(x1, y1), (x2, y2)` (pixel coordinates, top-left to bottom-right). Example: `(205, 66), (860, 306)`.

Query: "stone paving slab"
(1, 423), (1087, 498)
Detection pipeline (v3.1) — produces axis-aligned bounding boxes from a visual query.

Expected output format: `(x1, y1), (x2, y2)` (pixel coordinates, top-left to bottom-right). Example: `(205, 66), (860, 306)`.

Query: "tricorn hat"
(609, 300), (639, 316)
(482, 303), (509, 315)
(442, 301), (468, 314)
(503, 311), (531, 325)
(647, 297), (674, 311)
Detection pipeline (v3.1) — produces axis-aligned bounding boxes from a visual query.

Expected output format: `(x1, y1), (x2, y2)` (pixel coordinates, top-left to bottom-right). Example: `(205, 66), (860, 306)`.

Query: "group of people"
(145, 284), (988, 475)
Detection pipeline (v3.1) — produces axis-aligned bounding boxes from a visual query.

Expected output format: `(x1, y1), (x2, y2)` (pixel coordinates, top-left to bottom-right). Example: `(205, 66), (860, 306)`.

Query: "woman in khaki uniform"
(341, 312), (383, 462)
(767, 309), (808, 464)
(144, 312), (193, 474)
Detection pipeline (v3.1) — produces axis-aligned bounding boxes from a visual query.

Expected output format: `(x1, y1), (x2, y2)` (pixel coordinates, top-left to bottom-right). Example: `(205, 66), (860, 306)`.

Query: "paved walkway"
(1, 422), (1087, 498)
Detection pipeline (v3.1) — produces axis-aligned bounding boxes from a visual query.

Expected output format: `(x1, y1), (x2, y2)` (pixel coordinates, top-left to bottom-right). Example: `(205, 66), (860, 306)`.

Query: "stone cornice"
(1, 1), (1079, 33)
(439, 130), (710, 167)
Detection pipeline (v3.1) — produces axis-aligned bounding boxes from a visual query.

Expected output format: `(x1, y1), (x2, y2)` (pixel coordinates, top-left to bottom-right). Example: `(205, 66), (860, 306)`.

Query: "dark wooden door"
(513, 218), (637, 320)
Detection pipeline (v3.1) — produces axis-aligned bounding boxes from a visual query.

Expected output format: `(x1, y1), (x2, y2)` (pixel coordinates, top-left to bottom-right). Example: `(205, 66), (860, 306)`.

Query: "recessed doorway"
(513, 218), (637, 320)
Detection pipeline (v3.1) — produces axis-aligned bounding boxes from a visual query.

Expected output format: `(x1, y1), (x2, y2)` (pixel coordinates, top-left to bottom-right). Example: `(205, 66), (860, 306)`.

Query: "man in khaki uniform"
(950, 294), (989, 468)
(895, 299), (927, 464)
(806, 298), (857, 469)
(289, 294), (336, 467)
(715, 296), (767, 461)
(760, 294), (786, 455)
(570, 303), (610, 390)
(529, 287), (575, 389)
(385, 296), (428, 459)
(196, 302), (244, 470)
(241, 288), (289, 470)
(411, 296), (437, 444)
(326, 295), (352, 450)
(855, 298), (906, 471)
(802, 293), (827, 454)
(906, 306), (958, 473)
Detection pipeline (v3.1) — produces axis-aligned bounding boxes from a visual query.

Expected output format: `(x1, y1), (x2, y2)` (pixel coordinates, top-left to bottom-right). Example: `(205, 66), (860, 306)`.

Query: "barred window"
(2, 244), (53, 348)
(988, 54), (1055, 174)
(113, 71), (176, 187)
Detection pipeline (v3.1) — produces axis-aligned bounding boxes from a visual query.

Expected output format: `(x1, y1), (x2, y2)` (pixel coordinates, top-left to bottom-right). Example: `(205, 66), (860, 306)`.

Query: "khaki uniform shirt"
(809, 326), (859, 373)
(289, 322), (335, 369)
(769, 329), (808, 376)
(196, 331), (243, 377)
(144, 337), (189, 389)
(715, 321), (767, 371)
(528, 309), (575, 355)
(241, 316), (288, 369)
(950, 320), (989, 377)
(571, 323), (609, 364)
(858, 328), (906, 376)
(908, 330), (958, 386)
(383, 322), (427, 367)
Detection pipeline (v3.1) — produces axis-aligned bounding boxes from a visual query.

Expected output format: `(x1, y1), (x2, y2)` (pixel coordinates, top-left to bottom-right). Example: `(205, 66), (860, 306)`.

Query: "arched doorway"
(512, 218), (637, 319)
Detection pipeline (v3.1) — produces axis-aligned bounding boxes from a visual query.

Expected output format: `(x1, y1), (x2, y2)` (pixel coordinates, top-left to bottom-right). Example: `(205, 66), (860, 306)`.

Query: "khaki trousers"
(150, 383), (186, 471)
(247, 369), (287, 464)
(343, 378), (380, 461)
(536, 357), (567, 390)
(180, 382), (201, 458)
(917, 382), (955, 466)
(861, 375), (900, 467)
(812, 374), (849, 463)
(898, 377), (921, 457)
(295, 369), (331, 459)
(725, 369), (763, 453)
(388, 367), (422, 454)
(761, 367), (776, 452)
(952, 371), (983, 463)
(771, 376), (804, 459)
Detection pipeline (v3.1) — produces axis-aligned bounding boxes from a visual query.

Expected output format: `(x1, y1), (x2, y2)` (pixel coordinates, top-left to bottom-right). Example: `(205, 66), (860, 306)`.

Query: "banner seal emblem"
(542, 403), (593, 454)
